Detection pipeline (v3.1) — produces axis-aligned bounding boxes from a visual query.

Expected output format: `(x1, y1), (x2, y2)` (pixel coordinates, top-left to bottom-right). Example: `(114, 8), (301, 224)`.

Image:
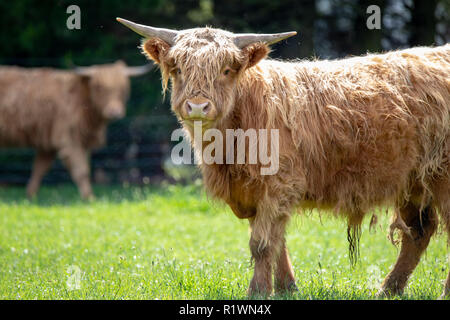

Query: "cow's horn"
(126, 64), (154, 76)
(233, 31), (297, 48)
(74, 66), (95, 76)
(116, 18), (178, 45)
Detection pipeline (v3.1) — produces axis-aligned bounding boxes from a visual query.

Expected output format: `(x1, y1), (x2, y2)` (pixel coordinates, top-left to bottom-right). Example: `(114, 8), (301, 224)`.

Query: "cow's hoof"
(376, 286), (404, 299)
(275, 281), (299, 295)
(247, 284), (272, 299)
(438, 290), (450, 300)
(26, 187), (38, 200)
(82, 194), (96, 201)
(26, 193), (37, 200)
(375, 289), (389, 299)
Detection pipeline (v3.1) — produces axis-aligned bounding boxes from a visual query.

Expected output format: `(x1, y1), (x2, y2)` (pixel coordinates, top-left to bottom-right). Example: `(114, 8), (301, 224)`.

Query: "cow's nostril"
(202, 104), (210, 114)
(186, 102), (192, 113)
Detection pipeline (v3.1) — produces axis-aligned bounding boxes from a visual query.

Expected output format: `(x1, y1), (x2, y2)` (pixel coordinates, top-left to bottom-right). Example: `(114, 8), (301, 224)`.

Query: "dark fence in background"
(0, 115), (180, 185)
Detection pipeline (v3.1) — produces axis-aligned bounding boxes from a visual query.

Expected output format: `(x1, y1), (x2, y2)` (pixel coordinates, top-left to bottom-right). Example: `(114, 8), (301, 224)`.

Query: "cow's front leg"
(27, 150), (55, 198)
(274, 242), (297, 294)
(59, 147), (93, 200)
(248, 210), (289, 297)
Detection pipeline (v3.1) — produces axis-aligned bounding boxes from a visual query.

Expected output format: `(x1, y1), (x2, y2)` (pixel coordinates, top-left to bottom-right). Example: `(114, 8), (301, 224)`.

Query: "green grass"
(0, 183), (448, 300)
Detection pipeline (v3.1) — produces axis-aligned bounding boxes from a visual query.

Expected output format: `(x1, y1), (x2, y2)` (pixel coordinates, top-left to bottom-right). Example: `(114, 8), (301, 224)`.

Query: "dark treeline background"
(0, 0), (449, 185)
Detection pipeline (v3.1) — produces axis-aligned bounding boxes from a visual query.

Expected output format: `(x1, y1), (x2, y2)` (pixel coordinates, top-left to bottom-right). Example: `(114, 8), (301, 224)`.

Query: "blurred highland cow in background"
(0, 61), (151, 199)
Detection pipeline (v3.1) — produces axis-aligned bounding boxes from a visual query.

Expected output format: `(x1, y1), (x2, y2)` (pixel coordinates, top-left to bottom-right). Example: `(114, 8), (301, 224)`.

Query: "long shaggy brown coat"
(201, 44), (450, 251)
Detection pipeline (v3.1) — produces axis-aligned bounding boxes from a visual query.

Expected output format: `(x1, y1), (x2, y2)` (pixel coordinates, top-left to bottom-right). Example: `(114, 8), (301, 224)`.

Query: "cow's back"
(0, 66), (86, 149)
(241, 44), (450, 211)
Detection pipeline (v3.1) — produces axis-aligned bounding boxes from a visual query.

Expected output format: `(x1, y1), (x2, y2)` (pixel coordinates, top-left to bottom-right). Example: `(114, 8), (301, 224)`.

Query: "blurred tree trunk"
(408, 0), (438, 46)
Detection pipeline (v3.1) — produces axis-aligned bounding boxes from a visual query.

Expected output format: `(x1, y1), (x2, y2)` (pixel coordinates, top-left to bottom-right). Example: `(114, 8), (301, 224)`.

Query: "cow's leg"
(274, 242), (298, 294)
(59, 147), (93, 199)
(431, 177), (450, 299)
(378, 201), (438, 297)
(248, 209), (289, 297)
(440, 214), (450, 299)
(26, 150), (55, 198)
(439, 218), (450, 300)
(442, 271), (450, 300)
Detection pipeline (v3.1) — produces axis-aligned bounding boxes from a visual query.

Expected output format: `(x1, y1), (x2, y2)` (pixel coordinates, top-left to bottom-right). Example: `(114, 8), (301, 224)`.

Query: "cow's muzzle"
(104, 103), (125, 120)
(180, 97), (217, 124)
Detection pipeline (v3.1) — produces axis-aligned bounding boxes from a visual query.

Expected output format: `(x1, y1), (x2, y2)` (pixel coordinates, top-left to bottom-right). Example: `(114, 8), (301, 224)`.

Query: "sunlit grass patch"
(0, 184), (448, 299)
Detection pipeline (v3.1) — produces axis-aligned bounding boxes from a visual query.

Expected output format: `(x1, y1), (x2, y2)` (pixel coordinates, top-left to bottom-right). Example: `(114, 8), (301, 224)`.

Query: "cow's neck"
(79, 102), (107, 148)
(198, 83), (268, 206)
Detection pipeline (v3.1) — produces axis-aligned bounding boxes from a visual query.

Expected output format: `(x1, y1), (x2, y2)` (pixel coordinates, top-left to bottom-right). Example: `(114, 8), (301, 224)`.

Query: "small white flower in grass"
(66, 265), (82, 291)
(366, 265), (381, 290)
(23, 249), (28, 254)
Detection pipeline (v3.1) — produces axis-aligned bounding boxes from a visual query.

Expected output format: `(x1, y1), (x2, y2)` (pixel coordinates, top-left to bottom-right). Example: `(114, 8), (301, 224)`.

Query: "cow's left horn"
(126, 64), (154, 76)
(116, 18), (178, 45)
(74, 67), (95, 76)
(233, 31), (297, 48)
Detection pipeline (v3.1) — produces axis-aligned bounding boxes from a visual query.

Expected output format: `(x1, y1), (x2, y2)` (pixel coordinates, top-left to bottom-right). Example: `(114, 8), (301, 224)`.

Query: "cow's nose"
(104, 106), (125, 120)
(185, 100), (210, 118)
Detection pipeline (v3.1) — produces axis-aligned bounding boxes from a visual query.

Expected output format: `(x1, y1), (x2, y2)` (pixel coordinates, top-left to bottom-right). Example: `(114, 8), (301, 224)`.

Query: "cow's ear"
(141, 38), (171, 64)
(241, 42), (270, 69)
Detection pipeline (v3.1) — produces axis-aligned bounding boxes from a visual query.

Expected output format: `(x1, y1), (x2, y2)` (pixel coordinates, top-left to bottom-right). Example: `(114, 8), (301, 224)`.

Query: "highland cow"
(118, 18), (450, 298)
(0, 61), (151, 199)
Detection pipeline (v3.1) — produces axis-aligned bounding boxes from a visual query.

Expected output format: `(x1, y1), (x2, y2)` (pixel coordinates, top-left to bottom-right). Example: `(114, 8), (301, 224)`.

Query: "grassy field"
(0, 182), (448, 300)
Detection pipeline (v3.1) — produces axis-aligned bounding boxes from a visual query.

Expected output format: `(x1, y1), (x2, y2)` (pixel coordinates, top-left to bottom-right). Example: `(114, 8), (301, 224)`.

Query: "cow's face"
(141, 29), (270, 130)
(117, 19), (295, 128)
(76, 61), (151, 120)
(142, 29), (272, 131)
(88, 61), (130, 120)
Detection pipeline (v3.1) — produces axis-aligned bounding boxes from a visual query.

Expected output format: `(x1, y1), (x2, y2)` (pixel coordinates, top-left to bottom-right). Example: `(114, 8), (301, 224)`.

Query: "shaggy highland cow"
(118, 18), (450, 298)
(0, 61), (151, 199)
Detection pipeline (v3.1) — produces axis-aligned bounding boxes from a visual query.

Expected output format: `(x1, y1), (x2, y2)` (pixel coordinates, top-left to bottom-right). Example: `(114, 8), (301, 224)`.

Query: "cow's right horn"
(126, 64), (154, 76)
(116, 18), (178, 45)
(74, 66), (95, 76)
(233, 31), (297, 48)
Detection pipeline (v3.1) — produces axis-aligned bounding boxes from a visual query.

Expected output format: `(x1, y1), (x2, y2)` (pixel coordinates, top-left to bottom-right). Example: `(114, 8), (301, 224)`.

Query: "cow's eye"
(223, 68), (231, 76)
(171, 68), (181, 76)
